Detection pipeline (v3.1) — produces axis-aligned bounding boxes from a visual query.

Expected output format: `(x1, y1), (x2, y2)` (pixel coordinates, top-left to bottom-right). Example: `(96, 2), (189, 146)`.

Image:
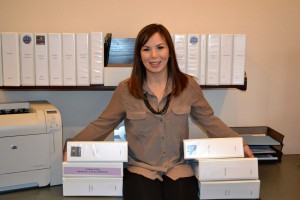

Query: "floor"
(0, 154), (299, 200)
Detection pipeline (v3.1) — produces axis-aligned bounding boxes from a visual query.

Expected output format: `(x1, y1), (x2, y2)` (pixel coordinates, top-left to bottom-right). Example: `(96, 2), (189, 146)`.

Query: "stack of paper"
(184, 137), (260, 199)
(63, 141), (128, 196)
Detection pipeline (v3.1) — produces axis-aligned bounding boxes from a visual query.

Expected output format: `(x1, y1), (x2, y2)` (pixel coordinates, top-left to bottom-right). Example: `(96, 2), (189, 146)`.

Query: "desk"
(0, 155), (299, 200)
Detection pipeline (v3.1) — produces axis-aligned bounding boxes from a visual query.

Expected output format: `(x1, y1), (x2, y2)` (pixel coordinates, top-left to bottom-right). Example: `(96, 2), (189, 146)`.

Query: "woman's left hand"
(244, 144), (254, 158)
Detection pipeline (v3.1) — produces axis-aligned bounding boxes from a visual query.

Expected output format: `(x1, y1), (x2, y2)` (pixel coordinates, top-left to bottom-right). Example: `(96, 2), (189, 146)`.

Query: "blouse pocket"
(171, 106), (191, 140)
(126, 112), (146, 120)
(171, 106), (191, 115)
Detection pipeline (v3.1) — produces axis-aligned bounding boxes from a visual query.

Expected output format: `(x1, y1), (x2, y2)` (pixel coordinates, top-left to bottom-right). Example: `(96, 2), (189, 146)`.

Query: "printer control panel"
(45, 110), (61, 132)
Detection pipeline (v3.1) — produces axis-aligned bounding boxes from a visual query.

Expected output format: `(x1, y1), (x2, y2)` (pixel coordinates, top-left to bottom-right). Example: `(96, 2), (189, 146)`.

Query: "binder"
(193, 158), (258, 181)
(173, 34), (188, 73)
(187, 34), (200, 82)
(199, 34), (207, 85)
(206, 34), (220, 85)
(76, 33), (90, 86)
(183, 137), (244, 159)
(0, 34), (3, 86)
(48, 33), (63, 86)
(199, 180), (260, 199)
(62, 33), (76, 86)
(35, 33), (49, 86)
(90, 32), (104, 85)
(20, 33), (35, 86)
(63, 177), (123, 196)
(219, 34), (233, 85)
(1, 32), (20, 86)
(232, 34), (246, 85)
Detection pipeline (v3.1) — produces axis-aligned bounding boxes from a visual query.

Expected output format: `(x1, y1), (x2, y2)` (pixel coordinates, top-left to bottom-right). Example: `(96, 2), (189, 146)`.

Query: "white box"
(193, 158), (258, 181)
(48, 33), (63, 86)
(63, 177), (123, 196)
(62, 33), (76, 86)
(67, 141), (128, 162)
(183, 137), (244, 159)
(0, 34), (3, 86)
(20, 33), (35, 86)
(63, 162), (123, 177)
(1, 32), (20, 86)
(219, 34), (233, 85)
(199, 34), (207, 85)
(187, 34), (200, 81)
(206, 34), (220, 85)
(174, 34), (188, 73)
(232, 34), (246, 85)
(76, 33), (90, 86)
(90, 32), (104, 84)
(35, 33), (49, 86)
(199, 180), (260, 199)
(104, 66), (132, 86)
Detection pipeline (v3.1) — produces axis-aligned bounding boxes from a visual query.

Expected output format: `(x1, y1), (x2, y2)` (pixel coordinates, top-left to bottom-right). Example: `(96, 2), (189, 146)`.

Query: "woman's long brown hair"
(128, 24), (188, 99)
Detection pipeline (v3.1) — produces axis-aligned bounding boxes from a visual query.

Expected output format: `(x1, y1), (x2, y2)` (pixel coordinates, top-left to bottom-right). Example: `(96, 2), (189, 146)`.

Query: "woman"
(64, 24), (253, 200)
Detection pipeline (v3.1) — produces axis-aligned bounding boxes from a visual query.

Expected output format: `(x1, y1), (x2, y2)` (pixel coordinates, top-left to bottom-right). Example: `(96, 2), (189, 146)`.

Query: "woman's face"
(140, 32), (169, 76)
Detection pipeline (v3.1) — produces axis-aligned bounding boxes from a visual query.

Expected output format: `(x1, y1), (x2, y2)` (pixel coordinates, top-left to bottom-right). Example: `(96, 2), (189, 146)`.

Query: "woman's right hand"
(63, 151), (67, 162)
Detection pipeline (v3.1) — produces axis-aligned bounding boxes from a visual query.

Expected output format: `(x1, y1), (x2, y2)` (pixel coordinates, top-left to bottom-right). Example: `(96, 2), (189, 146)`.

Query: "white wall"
(0, 0), (299, 154)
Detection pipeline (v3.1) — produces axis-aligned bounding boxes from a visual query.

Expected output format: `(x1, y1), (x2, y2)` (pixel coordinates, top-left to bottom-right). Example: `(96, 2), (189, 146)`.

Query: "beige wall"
(1, 0), (299, 154)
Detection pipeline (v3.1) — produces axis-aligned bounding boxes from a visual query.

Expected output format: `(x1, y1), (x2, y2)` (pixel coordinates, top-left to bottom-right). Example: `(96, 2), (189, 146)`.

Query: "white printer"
(0, 101), (63, 192)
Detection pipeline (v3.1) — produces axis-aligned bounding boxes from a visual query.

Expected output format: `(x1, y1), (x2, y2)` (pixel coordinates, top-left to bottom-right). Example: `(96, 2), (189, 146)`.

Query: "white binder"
(220, 34), (233, 85)
(90, 32), (104, 85)
(1, 32), (20, 86)
(206, 34), (220, 85)
(48, 33), (63, 86)
(187, 34), (200, 82)
(174, 34), (188, 73)
(199, 34), (207, 85)
(232, 34), (246, 85)
(62, 33), (76, 86)
(0, 34), (3, 86)
(20, 33), (35, 86)
(76, 33), (90, 86)
(35, 33), (49, 86)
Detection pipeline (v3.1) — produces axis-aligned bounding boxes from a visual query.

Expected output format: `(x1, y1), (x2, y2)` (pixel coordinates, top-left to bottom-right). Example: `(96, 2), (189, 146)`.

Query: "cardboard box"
(63, 177), (123, 196)
(67, 141), (128, 162)
(183, 137), (244, 159)
(63, 162), (123, 177)
(193, 157), (258, 181)
(199, 180), (260, 199)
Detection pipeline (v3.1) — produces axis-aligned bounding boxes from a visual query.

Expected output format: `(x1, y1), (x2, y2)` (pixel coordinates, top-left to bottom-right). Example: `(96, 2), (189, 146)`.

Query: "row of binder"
(183, 138), (260, 199)
(172, 34), (246, 85)
(63, 141), (128, 196)
(0, 32), (104, 86)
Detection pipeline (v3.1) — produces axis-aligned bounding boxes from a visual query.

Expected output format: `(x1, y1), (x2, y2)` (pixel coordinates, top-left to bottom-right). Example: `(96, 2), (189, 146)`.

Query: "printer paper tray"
(0, 133), (50, 175)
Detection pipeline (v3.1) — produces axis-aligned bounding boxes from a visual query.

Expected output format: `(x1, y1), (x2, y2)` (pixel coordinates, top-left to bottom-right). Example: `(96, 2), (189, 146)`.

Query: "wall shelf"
(0, 75), (247, 91)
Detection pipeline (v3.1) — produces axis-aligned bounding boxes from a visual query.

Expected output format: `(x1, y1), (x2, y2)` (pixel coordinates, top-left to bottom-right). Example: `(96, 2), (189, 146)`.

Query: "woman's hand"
(244, 144), (254, 158)
(63, 151), (67, 162)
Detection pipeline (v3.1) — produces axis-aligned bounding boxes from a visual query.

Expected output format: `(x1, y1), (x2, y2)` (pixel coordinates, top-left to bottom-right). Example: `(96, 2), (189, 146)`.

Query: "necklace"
(143, 93), (172, 115)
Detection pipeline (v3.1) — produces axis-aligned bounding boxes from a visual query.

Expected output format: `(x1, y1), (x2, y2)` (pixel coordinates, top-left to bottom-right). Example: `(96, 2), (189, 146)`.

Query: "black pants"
(123, 168), (199, 200)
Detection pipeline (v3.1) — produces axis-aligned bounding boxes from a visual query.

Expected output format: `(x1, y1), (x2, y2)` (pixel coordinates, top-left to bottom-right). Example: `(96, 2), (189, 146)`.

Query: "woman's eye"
(157, 46), (164, 50)
(142, 48), (150, 52)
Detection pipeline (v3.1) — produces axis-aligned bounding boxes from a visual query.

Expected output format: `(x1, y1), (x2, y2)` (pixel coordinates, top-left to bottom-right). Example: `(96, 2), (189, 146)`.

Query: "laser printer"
(0, 101), (63, 192)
